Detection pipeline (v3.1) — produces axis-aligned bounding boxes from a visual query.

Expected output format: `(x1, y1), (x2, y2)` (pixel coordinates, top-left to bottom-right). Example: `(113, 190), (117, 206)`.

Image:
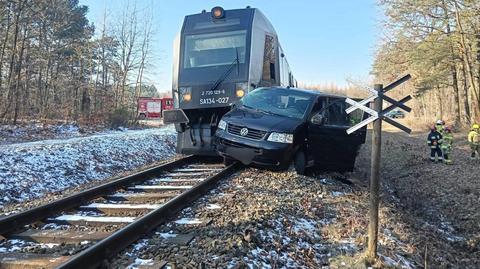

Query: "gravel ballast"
(111, 167), (418, 269)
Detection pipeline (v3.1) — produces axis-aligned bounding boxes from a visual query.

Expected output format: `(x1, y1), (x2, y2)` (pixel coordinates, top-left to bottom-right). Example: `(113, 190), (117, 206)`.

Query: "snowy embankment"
(0, 126), (177, 209)
(1, 122), (95, 145)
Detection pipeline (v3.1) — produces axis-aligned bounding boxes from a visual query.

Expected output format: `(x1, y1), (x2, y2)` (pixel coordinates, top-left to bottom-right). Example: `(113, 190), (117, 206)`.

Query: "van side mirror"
(311, 112), (325, 125)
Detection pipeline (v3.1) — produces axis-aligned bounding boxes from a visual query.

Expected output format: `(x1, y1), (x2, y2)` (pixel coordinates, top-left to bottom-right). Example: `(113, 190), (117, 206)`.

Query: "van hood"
(222, 107), (303, 133)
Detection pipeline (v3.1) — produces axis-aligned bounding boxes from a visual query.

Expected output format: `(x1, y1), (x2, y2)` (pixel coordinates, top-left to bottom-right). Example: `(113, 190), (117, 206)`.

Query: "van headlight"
(218, 120), (227, 131)
(267, 132), (293, 143)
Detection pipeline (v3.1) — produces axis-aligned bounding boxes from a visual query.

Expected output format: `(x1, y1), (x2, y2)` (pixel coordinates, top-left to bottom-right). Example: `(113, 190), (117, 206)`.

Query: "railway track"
(0, 156), (239, 269)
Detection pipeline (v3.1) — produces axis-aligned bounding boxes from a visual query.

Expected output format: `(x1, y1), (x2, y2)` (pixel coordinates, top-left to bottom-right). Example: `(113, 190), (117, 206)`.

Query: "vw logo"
(240, 128), (249, 136)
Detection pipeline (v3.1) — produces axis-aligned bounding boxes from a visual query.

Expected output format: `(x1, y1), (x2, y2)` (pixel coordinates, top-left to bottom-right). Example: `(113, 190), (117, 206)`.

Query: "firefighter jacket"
(441, 132), (453, 150)
(435, 124), (444, 135)
(468, 130), (479, 146)
(427, 130), (443, 148)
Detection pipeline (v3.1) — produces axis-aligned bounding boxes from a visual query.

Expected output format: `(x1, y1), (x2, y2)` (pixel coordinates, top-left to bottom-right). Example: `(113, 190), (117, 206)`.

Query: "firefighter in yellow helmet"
(468, 124), (480, 159)
(441, 126), (453, 164)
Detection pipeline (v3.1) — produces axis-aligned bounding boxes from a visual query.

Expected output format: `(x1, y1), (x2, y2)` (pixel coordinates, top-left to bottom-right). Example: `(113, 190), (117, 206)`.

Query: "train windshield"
(241, 89), (314, 120)
(183, 30), (247, 69)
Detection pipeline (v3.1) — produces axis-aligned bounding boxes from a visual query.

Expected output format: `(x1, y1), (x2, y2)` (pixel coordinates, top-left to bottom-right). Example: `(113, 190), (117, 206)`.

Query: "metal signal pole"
(367, 84), (383, 261)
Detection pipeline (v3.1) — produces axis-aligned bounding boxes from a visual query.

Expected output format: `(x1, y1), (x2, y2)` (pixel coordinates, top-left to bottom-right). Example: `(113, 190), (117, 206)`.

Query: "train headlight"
(179, 87), (192, 102)
(211, 6), (225, 19)
(236, 90), (245, 98)
(235, 83), (247, 98)
(267, 132), (294, 144)
(218, 119), (227, 131)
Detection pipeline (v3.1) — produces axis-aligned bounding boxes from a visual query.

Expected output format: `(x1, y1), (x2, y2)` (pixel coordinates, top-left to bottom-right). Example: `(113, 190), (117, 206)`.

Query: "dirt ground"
(355, 129), (479, 268)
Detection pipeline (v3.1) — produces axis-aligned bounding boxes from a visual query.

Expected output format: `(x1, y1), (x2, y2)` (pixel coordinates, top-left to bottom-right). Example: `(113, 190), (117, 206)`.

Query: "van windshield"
(240, 88), (314, 119)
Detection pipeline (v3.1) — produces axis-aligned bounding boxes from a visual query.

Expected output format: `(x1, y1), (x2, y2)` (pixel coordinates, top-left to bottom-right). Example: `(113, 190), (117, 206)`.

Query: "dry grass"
(354, 130), (480, 268)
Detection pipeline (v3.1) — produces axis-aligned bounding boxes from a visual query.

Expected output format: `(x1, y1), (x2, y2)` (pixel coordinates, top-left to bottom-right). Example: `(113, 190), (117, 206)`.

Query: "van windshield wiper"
(243, 104), (277, 116)
(210, 48), (240, 92)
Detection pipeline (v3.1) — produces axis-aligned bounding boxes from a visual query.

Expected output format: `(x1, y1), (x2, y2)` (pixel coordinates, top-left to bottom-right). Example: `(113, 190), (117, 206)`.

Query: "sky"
(79, 0), (380, 93)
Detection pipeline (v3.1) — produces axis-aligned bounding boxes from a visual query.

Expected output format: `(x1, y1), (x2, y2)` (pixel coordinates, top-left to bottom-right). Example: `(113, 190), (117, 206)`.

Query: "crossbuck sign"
(344, 74), (412, 262)
(346, 74), (412, 134)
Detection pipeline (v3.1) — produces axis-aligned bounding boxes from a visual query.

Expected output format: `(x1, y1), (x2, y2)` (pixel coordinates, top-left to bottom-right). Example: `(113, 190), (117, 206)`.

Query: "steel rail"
(56, 162), (239, 269)
(0, 156), (197, 235)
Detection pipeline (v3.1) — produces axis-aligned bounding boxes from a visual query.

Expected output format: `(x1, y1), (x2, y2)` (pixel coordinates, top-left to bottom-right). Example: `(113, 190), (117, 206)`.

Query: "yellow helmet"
(473, 124), (480, 129)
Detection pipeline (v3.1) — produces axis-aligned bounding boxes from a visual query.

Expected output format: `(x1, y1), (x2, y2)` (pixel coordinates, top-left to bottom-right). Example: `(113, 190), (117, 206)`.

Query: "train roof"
(182, 6), (276, 35)
(186, 6), (268, 18)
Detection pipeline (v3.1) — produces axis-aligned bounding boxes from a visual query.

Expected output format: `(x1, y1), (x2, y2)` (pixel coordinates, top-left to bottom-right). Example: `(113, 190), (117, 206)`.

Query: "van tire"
(139, 113), (146, 120)
(294, 150), (307, 175)
(223, 157), (235, 167)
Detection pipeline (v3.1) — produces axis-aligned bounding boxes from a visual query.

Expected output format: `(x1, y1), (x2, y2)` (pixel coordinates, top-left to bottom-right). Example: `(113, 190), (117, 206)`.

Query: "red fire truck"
(137, 97), (174, 119)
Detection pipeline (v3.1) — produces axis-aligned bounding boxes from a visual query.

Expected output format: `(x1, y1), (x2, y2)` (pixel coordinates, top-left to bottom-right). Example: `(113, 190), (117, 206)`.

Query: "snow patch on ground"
(51, 214), (136, 223)
(127, 258), (154, 268)
(157, 232), (177, 239)
(174, 218), (202, 225)
(379, 254), (414, 269)
(0, 239), (59, 253)
(0, 126), (176, 209)
(124, 239), (150, 260)
(206, 204), (222, 210)
(331, 191), (345, 197)
(0, 123), (83, 145)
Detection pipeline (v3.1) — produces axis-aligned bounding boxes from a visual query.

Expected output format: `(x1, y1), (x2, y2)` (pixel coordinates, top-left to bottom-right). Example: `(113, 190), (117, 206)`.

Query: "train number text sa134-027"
(200, 97), (229, 105)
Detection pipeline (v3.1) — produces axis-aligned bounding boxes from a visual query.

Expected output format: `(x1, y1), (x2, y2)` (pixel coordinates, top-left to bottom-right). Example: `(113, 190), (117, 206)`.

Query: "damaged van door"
(307, 96), (366, 171)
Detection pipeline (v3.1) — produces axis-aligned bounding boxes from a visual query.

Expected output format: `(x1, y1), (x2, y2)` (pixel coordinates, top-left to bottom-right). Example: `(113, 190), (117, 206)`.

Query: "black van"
(214, 87), (366, 174)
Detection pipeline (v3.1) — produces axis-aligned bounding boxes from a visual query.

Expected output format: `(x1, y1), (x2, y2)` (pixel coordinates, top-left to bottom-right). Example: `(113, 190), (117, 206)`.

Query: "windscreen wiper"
(243, 104), (276, 116)
(209, 48), (240, 92)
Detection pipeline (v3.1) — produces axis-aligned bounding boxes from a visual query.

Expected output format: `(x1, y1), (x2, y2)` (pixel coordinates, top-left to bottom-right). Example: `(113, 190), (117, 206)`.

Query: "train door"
(260, 34), (277, 86)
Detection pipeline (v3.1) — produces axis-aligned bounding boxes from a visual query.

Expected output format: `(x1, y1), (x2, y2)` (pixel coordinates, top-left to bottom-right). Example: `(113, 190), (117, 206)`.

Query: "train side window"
(262, 35), (276, 84)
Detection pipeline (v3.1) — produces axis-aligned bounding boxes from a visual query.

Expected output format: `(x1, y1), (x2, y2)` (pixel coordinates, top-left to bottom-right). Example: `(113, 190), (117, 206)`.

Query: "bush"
(107, 106), (131, 129)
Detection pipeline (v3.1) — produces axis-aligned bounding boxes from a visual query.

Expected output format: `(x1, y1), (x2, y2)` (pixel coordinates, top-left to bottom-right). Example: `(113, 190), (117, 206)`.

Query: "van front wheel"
(294, 150), (307, 175)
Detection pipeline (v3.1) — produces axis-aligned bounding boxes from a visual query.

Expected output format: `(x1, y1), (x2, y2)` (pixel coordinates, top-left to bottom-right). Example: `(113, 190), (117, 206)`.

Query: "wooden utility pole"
(345, 75), (412, 263)
(367, 84), (383, 261)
